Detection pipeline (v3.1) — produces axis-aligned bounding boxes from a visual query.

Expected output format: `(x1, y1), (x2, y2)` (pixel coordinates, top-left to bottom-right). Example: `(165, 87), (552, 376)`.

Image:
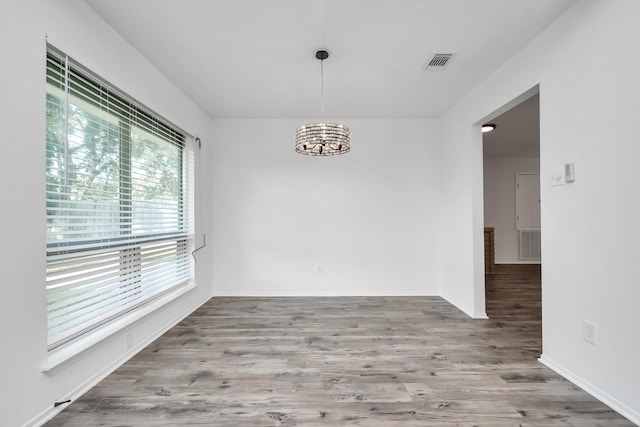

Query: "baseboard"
(26, 295), (210, 427)
(211, 291), (441, 297)
(494, 260), (541, 265)
(439, 294), (473, 318)
(538, 355), (640, 425)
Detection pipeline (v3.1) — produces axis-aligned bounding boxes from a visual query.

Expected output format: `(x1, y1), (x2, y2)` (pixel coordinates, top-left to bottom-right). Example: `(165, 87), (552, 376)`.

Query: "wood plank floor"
(46, 265), (633, 426)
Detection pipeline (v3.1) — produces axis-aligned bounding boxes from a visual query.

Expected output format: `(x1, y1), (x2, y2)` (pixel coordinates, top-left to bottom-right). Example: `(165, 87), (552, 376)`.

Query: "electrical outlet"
(317, 265), (324, 275)
(583, 320), (596, 345)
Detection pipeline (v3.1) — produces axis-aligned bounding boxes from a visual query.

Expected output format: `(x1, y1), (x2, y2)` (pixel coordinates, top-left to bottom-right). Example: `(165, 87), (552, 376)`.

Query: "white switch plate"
(550, 169), (565, 187)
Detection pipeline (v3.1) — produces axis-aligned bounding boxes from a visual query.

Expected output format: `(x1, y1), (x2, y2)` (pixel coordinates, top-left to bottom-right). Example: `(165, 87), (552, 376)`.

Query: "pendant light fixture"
(295, 50), (350, 156)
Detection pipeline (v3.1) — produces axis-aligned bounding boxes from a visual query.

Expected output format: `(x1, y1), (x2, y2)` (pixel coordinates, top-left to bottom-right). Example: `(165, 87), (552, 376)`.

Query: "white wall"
(484, 157), (540, 264)
(439, 0), (640, 422)
(4, 0), (639, 425)
(0, 1), (213, 426)
(211, 119), (440, 296)
(438, 116), (487, 318)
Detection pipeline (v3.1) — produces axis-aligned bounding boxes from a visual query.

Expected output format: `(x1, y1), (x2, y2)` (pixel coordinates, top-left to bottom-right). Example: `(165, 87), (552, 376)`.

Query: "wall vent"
(519, 229), (541, 261)
(423, 52), (457, 71)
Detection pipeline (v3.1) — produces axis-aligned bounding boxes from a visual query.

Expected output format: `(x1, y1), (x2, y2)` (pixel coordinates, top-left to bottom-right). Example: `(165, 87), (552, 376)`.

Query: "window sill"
(42, 282), (196, 374)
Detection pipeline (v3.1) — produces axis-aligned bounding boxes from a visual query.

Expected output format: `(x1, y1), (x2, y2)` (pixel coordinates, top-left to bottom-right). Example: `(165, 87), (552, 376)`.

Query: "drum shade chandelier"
(295, 50), (350, 156)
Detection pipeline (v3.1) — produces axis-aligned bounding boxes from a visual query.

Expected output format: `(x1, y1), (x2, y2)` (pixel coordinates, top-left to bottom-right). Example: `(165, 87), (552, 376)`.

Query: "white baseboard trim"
(439, 294), (488, 320)
(211, 291), (441, 297)
(538, 355), (640, 425)
(494, 260), (541, 265)
(26, 295), (210, 427)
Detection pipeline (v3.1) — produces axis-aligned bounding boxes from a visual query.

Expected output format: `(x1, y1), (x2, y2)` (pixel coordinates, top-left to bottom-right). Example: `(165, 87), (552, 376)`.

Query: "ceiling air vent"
(423, 52), (457, 71)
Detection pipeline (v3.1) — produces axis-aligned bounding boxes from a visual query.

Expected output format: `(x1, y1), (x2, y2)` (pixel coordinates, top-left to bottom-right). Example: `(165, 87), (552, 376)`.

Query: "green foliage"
(46, 88), (183, 243)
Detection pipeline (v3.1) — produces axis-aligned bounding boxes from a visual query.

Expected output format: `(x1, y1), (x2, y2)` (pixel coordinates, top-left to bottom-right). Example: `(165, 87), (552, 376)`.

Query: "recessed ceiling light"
(482, 124), (497, 133)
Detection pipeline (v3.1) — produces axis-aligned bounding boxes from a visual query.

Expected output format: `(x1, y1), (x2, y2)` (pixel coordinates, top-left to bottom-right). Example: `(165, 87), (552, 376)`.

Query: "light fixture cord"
(320, 58), (325, 122)
(192, 136), (207, 260)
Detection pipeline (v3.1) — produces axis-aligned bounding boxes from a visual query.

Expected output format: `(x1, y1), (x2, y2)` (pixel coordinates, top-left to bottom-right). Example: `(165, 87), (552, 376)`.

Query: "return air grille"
(519, 229), (541, 261)
(423, 53), (456, 71)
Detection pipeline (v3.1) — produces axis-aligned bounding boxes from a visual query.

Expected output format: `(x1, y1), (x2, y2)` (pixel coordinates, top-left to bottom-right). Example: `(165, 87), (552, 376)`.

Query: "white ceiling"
(483, 93), (539, 159)
(85, 0), (575, 119)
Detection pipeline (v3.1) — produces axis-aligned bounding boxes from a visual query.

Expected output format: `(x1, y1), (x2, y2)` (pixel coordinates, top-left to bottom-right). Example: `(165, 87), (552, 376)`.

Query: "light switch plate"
(550, 169), (565, 186)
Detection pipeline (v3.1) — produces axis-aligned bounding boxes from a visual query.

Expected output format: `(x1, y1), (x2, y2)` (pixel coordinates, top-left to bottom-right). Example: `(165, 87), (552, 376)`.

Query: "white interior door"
(516, 172), (540, 229)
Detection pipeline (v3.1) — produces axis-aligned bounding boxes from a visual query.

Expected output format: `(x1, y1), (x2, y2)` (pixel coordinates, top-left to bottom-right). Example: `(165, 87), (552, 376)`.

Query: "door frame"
(473, 85), (540, 318)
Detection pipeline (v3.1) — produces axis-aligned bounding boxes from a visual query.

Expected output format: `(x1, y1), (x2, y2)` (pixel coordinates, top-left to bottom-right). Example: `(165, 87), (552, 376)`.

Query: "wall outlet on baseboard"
(583, 320), (596, 345)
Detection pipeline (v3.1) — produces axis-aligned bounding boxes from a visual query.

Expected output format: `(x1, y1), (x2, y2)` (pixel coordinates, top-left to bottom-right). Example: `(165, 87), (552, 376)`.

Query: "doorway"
(482, 91), (542, 356)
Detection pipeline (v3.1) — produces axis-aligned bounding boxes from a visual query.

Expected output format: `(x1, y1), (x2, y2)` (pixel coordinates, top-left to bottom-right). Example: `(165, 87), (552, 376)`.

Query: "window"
(45, 46), (194, 351)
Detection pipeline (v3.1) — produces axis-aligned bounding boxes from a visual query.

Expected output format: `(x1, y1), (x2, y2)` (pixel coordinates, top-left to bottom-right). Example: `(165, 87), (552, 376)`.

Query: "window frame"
(45, 45), (194, 355)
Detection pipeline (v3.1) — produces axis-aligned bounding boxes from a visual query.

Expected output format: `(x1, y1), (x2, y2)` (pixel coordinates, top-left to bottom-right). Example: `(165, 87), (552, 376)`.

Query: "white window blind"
(45, 46), (194, 351)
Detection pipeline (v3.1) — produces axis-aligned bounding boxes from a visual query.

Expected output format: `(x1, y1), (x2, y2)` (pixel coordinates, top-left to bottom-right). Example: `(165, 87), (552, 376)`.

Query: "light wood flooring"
(46, 265), (633, 426)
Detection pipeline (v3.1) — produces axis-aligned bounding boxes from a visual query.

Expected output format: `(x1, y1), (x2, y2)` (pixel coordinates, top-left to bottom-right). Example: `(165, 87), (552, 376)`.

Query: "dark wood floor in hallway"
(46, 265), (633, 426)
